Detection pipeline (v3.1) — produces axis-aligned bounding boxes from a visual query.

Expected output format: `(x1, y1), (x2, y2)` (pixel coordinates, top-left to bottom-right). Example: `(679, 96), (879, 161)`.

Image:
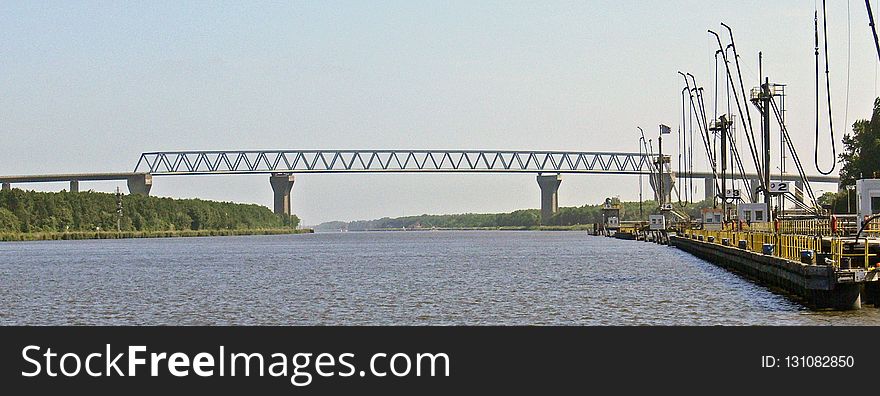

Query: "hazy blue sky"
(1, 1), (873, 224)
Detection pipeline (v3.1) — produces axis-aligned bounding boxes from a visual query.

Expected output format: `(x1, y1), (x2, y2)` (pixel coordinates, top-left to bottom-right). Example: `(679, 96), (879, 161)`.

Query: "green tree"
(0, 189), (290, 233)
(840, 97), (880, 185)
(0, 208), (20, 232)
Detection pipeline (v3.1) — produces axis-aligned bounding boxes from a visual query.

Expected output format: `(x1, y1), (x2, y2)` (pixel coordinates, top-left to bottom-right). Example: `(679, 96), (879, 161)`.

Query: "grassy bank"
(0, 228), (313, 242)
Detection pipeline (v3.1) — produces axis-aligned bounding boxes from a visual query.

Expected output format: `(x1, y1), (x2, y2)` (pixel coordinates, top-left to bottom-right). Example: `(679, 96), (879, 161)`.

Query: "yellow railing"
(737, 219), (835, 236)
(864, 221), (880, 238)
(776, 234), (822, 262)
(684, 228), (877, 269)
(777, 219), (832, 236)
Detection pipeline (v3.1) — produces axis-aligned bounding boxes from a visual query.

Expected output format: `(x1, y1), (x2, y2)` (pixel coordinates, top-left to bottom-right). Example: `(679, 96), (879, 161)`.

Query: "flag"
(659, 124), (671, 134)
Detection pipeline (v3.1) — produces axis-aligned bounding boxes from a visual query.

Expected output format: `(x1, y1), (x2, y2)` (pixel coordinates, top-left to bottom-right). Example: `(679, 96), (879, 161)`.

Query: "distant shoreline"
(0, 228), (313, 242)
(315, 225), (593, 232)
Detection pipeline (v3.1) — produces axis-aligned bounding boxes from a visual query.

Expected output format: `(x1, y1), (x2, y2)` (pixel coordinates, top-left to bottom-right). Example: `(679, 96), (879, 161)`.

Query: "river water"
(1, 231), (878, 325)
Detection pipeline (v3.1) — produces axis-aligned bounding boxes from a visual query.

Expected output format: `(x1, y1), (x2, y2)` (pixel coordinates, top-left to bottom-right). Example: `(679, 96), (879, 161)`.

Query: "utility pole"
(762, 76), (771, 213)
(710, 115), (730, 221)
(658, 132), (663, 207)
(658, 124), (671, 207)
(758, 51), (771, 213)
(637, 126), (647, 217)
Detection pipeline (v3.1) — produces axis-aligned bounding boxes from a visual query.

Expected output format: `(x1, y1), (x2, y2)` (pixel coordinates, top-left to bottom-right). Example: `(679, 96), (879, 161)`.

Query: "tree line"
(0, 189), (299, 233)
(315, 198), (715, 230)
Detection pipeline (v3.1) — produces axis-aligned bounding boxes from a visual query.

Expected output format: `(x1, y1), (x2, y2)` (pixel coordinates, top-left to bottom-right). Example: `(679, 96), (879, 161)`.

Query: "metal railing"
(684, 225), (877, 270)
(733, 218), (840, 236)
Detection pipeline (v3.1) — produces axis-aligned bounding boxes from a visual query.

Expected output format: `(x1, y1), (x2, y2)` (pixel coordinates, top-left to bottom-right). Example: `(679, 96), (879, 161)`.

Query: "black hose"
(679, 71), (721, 197)
(711, 28), (765, 186)
(815, 1), (838, 175)
(721, 24), (765, 182)
(866, 0), (880, 62)
(854, 213), (880, 266)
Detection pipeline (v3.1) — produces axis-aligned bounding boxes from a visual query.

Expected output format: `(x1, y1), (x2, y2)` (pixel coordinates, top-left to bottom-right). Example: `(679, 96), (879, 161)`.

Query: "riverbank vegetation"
(0, 189), (301, 235)
(0, 228), (311, 242)
(315, 198), (714, 231)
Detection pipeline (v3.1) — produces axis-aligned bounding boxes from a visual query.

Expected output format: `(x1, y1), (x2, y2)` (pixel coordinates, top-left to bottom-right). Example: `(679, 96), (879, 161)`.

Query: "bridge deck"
(0, 173), (146, 183)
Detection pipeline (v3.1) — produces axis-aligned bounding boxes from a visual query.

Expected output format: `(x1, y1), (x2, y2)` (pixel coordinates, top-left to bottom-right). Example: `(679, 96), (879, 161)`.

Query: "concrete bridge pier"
(69, 180), (79, 193)
(704, 177), (715, 202)
(537, 174), (561, 225)
(648, 172), (675, 204)
(269, 173), (295, 216)
(749, 178), (761, 202)
(795, 180), (805, 203)
(1, 182), (9, 191)
(127, 174), (152, 195)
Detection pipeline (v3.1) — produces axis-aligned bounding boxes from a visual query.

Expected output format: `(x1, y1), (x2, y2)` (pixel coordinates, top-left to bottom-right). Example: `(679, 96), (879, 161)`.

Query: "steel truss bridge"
(133, 150), (656, 175)
(1, 149), (839, 221)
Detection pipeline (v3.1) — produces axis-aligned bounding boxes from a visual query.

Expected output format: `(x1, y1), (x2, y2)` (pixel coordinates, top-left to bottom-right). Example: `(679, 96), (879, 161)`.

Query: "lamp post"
(658, 124), (671, 207)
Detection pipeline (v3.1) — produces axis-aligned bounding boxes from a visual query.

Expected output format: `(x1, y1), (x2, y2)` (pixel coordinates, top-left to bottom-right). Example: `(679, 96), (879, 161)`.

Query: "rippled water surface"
(1, 231), (879, 325)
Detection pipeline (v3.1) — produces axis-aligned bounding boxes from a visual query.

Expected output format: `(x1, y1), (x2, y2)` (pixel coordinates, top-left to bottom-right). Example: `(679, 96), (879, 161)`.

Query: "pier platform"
(670, 235), (880, 310)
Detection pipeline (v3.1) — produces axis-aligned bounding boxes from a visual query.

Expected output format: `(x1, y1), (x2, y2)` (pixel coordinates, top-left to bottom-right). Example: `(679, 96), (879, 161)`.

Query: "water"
(1, 231), (878, 325)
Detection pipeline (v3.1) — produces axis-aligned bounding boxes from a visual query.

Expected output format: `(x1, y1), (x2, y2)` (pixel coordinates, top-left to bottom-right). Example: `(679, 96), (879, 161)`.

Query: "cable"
(866, 0), (880, 62)
(679, 72), (721, 198)
(715, 27), (765, 183)
(845, 0), (852, 135)
(771, 99), (821, 210)
(814, 1), (838, 175)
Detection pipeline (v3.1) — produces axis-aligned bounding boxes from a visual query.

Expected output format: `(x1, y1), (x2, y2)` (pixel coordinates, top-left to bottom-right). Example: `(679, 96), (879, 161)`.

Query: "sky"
(1, 0), (875, 225)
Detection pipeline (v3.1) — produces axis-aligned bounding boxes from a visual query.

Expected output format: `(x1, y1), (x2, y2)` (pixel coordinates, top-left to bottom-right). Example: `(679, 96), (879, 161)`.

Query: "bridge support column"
(69, 180), (79, 193)
(270, 173), (295, 217)
(794, 180), (805, 203)
(127, 174), (152, 196)
(704, 177), (715, 202)
(1, 182), (9, 191)
(749, 178), (761, 202)
(537, 174), (561, 225)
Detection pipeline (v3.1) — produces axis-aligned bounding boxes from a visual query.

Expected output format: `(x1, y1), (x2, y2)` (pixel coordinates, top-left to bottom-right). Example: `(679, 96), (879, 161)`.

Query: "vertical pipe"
(763, 77), (772, 212)
(658, 132), (664, 207)
(720, 116), (728, 222)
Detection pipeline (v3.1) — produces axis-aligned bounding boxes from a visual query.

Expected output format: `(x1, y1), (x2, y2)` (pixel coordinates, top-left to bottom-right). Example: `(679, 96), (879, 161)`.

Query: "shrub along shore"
(0, 189), (310, 242)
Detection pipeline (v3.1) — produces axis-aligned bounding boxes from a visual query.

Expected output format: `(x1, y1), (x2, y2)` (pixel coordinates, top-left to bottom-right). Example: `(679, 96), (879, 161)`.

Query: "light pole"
(658, 124), (671, 207)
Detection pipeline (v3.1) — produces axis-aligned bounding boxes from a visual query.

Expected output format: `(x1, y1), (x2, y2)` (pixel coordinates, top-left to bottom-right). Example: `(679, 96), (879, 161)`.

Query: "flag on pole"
(659, 124), (671, 134)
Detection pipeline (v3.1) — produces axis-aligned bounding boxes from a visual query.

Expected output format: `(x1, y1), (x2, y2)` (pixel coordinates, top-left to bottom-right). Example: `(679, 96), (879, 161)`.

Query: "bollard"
(738, 240), (748, 249)
(800, 250), (815, 265)
(762, 244), (774, 255)
(707, 236), (715, 243)
(721, 238), (730, 246)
